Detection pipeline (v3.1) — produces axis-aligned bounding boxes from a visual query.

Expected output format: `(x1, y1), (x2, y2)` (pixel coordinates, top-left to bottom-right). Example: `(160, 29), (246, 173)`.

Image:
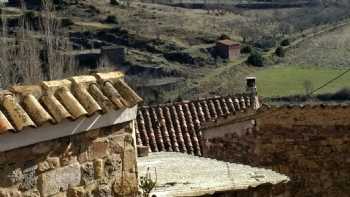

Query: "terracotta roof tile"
(151, 107), (165, 152)
(157, 107), (173, 152)
(22, 94), (54, 126)
(136, 110), (149, 148)
(176, 104), (194, 155)
(0, 71), (141, 134)
(0, 110), (14, 133)
(170, 105), (187, 153)
(142, 108), (158, 152)
(163, 106), (179, 152)
(137, 94), (258, 156)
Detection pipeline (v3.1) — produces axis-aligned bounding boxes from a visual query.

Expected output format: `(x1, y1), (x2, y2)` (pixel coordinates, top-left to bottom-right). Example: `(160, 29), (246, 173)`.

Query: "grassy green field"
(255, 66), (350, 97)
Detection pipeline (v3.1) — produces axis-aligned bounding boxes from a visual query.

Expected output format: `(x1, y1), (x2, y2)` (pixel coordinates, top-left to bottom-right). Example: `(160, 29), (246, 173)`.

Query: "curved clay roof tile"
(22, 94), (54, 126)
(208, 99), (218, 120)
(201, 100), (211, 121)
(157, 107), (172, 152)
(137, 110), (148, 147)
(163, 106), (179, 152)
(176, 104), (194, 155)
(88, 83), (113, 112)
(234, 97), (241, 111)
(214, 99), (224, 117)
(150, 107), (165, 151)
(73, 84), (102, 116)
(226, 97), (236, 114)
(41, 93), (73, 123)
(102, 81), (126, 109)
(220, 97), (230, 115)
(240, 96), (247, 110)
(142, 108), (158, 152)
(114, 79), (143, 107)
(0, 110), (14, 133)
(171, 105), (187, 153)
(2, 95), (36, 131)
(55, 87), (88, 119)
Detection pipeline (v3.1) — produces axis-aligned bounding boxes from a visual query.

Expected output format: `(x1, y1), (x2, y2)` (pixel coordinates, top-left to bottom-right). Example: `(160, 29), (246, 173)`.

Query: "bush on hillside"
(110, 0), (120, 5)
(61, 18), (74, 27)
(246, 51), (264, 67)
(218, 34), (231, 40)
(275, 47), (285, 57)
(254, 38), (276, 51)
(281, 39), (290, 46)
(104, 15), (119, 24)
(24, 11), (36, 21)
(240, 45), (252, 54)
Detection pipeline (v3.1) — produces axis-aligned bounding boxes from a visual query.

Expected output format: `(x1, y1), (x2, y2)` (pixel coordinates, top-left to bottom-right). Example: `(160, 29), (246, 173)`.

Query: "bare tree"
(40, 0), (76, 80)
(16, 4), (43, 84)
(0, 0), (76, 89)
(303, 80), (314, 96)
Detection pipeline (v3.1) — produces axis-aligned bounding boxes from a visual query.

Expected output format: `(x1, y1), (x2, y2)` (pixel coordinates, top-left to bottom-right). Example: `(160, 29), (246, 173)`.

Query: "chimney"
(245, 77), (260, 109)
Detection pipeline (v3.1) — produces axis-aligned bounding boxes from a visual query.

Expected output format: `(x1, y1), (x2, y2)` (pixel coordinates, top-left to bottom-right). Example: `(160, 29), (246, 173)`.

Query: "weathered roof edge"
(256, 103), (350, 113)
(0, 71), (142, 134)
(140, 93), (256, 109)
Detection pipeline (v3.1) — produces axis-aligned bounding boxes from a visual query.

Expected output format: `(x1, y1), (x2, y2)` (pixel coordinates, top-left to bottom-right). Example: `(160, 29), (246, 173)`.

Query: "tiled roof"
(217, 39), (241, 47)
(136, 94), (257, 156)
(0, 72), (142, 134)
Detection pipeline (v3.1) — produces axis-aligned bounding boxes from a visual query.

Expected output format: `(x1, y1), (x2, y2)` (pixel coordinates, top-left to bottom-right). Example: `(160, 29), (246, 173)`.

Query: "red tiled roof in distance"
(217, 39), (241, 48)
(136, 94), (258, 156)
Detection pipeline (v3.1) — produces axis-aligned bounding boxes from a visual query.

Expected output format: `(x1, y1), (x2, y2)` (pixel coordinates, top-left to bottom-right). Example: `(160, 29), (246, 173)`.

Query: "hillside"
(1, 0), (350, 104)
(285, 24), (350, 69)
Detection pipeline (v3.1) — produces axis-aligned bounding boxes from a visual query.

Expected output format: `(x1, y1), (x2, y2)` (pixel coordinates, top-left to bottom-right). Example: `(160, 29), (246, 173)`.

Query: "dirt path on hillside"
(286, 19), (350, 51)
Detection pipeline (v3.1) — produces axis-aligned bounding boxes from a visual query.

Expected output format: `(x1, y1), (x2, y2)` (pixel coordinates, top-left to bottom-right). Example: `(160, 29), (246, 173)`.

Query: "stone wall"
(202, 106), (350, 197)
(0, 121), (138, 197)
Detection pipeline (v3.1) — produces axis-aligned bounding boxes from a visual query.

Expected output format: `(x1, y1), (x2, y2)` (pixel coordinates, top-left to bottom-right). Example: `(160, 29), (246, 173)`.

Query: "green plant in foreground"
(139, 167), (157, 197)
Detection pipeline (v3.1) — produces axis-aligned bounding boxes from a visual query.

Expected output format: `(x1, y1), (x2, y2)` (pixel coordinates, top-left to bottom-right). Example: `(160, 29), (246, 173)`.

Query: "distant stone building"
(100, 46), (126, 66)
(73, 46), (126, 69)
(0, 71), (142, 197)
(215, 39), (241, 61)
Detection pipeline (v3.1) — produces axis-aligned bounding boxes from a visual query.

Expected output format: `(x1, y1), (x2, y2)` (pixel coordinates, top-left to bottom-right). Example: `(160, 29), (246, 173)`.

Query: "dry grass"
(86, 1), (252, 45)
(285, 24), (350, 68)
(74, 21), (116, 30)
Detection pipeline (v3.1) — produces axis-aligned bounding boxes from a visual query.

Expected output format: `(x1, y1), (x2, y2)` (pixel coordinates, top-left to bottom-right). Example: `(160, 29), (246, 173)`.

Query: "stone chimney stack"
(246, 77), (257, 95)
(245, 77), (260, 109)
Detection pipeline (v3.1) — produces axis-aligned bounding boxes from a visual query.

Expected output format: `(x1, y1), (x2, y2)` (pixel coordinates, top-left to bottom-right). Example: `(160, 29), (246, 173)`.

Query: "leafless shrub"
(0, 0), (77, 89)
(303, 80), (314, 96)
(39, 0), (76, 80)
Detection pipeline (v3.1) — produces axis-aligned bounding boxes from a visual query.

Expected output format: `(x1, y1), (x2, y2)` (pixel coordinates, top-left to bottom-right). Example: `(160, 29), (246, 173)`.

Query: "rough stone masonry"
(202, 105), (350, 197)
(0, 122), (138, 197)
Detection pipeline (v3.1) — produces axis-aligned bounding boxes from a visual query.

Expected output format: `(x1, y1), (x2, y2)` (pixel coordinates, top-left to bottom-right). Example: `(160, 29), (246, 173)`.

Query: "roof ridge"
(0, 71), (142, 135)
(141, 93), (253, 109)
